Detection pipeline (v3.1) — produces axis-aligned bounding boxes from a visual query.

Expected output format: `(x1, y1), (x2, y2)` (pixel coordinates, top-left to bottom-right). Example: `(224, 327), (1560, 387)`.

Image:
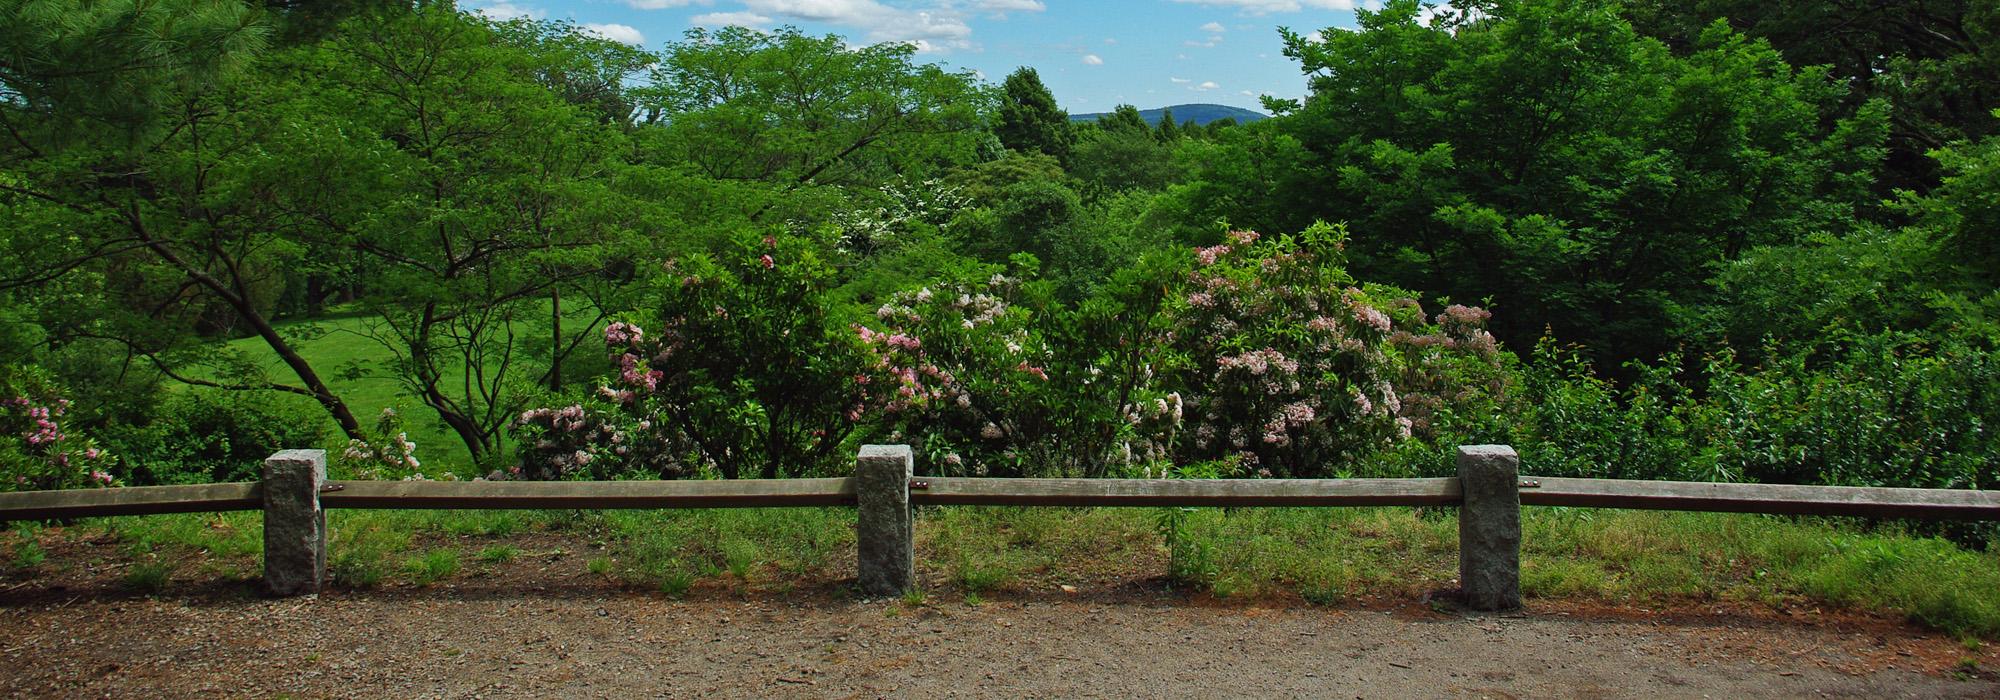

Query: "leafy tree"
(1070, 126), (1178, 195)
(0, 0), (376, 439)
(1624, 0), (1998, 192)
(525, 233), (894, 480)
(1155, 108), (1180, 142)
(1184, 0), (1887, 364)
(636, 26), (989, 225)
(1094, 104), (1150, 136)
(993, 67), (1074, 162)
(288, 7), (646, 462)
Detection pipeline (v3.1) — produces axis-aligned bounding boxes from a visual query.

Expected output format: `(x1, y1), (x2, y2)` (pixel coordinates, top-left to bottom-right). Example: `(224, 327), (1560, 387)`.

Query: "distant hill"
(1070, 103), (1267, 127)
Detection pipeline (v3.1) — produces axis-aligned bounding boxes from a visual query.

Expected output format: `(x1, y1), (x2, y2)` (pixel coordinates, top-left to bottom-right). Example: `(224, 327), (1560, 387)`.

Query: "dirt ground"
(4, 574), (1998, 699)
(4, 528), (1997, 698)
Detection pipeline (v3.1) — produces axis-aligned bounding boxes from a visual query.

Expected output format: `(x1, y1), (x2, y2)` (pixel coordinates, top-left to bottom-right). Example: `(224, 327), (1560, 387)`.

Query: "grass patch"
(478, 545), (520, 564)
(124, 560), (172, 593)
(603, 508), (853, 591)
(1156, 507), (1458, 601)
(10, 503), (1998, 639)
(404, 550), (461, 586)
(921, 507), (1156, 593)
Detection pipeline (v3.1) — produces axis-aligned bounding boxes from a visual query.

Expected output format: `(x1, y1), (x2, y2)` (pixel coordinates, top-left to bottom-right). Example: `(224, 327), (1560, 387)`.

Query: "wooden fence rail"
(1, 445), (1995, 610)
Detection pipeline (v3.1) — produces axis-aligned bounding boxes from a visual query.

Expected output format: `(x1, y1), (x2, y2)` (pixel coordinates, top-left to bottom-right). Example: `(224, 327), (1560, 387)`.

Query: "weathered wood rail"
(1, 445), (1996, 609)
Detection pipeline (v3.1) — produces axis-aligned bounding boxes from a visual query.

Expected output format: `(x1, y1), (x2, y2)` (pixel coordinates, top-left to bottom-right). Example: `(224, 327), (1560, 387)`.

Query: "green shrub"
(105, 390), (327, 485)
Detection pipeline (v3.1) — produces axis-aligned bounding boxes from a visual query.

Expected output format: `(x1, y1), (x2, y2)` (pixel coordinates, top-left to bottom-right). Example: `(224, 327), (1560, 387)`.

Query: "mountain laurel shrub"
(0, 368), (116, 491)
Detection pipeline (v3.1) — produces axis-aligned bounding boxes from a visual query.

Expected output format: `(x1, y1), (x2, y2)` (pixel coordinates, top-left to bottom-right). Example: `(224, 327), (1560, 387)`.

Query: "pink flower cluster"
(1216, 348), (1300, 376)
(604, 321), (644, 345)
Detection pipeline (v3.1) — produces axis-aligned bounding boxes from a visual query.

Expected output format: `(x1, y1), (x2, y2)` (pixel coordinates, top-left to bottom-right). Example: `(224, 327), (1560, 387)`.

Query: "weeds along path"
(2, 583), (1995, 699)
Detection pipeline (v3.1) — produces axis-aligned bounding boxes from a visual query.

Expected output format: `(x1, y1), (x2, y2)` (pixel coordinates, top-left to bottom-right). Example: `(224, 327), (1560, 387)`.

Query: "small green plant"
(478, 545), (519, 564)
(331, 551), (387, 588)
(658, 570), (695, 598)
(12, 538), (46, 568)
(963, 591), (984, 606)
(587, 557), (613, 575)
(721, 536), (760, 579)
(404, 550), (460, 586)
(901, 588), (927, 606)
(125, 561), (171, 592)
(951, 553), (1016, 593)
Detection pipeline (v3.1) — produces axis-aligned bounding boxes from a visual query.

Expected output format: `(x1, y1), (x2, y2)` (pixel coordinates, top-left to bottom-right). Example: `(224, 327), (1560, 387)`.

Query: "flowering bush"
(1167, 224), (1419, 476)
(863, 263), (1181, 477)
(515, 233), (905, 479)
(0, 370), (116, 491)
(338, 407), (433, 480)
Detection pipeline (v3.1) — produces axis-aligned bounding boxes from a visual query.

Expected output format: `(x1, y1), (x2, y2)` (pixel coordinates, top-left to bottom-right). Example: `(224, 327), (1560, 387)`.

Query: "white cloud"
(1239, 89), (1256, 97)
(1170, 0), (1357, 14)
(1420, 1), (1478, 24)
(1304, 30), (1324, 43)
(1104, 37), (1117, 44)
(1081, 54), (1103, 65)
(1170, 77), (1191, 84)
(1194, 81), (1218, 91)
(690, 11), (773, 28)
(469, 1), (543, 20)
(741, 0), (975, 51)
(628, 0), (704, 8)
(583, 22), (646, 45)
(974, 0), (1045, 12)
(1199, 21), (1226, 32)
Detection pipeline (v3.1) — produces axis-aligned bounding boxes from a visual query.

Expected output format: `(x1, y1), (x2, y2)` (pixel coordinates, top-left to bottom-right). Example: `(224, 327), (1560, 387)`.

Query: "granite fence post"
(1458, 444), (1521, 611)
(263, 449), (327, 596)
(855, 445), (914, 597)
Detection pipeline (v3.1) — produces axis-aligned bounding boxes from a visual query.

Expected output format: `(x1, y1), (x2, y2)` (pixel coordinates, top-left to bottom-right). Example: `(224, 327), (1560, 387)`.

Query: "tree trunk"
(549, 287), (563, 392)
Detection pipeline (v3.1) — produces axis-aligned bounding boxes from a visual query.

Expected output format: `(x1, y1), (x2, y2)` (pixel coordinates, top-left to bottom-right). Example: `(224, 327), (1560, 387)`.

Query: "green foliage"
(1193, 0), (1892, 365)
(1498, 333), (2000, 493)
(0, 0), (268, 146)
(518, 233), (886, 479)
(104, 390), (326, 485)
(1623, 0), (1999, 193)
(0, 367), (117, 491)
(287, 6), (647, 463)
(1069, 127), (1179, 196)
(636, 25), (988, 219)
(994, 67), (1074, 163)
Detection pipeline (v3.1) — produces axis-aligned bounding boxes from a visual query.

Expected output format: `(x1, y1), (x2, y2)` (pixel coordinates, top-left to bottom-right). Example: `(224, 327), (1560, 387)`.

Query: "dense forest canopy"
(0, 0), (1994, 503)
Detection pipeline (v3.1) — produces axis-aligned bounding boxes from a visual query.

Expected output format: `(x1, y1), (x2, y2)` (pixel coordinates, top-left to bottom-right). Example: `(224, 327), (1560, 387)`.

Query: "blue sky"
(464, 1), (1379, 114)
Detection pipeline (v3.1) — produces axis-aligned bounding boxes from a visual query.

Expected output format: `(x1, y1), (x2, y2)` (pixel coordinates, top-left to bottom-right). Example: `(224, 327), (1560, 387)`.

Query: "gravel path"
(3, 583), (1994, 698)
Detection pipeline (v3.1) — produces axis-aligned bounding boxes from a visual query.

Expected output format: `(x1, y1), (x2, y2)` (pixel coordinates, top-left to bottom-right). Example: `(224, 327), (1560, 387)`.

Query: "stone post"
(263, 449), (327, 596)
(1458, 444), (1521, 611)
(855, 445), (914, 597)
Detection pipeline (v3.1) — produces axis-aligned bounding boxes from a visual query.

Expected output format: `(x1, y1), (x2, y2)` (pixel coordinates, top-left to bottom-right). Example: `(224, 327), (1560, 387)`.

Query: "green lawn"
(213, 313), (473, 470)
(208, 303), (608, 474)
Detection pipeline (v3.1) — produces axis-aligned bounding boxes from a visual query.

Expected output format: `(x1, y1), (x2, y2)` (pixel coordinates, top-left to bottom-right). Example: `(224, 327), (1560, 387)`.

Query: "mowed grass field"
(214, 313), (474, 469)
(209, 304), (607, 474)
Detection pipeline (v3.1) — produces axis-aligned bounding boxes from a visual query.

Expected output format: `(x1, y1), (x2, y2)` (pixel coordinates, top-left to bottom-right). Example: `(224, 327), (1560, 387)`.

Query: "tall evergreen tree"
(994, 67), (1074, 162)
(1156, 107), (1180, 141)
